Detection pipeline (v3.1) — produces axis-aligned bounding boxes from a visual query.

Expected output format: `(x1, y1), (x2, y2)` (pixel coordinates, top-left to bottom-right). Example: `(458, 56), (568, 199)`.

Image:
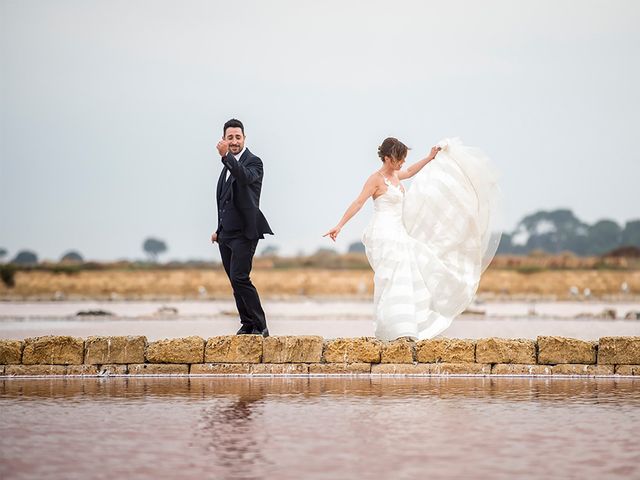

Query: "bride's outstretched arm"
(398, 146), (441, 180)
(323, 176), (378, 242)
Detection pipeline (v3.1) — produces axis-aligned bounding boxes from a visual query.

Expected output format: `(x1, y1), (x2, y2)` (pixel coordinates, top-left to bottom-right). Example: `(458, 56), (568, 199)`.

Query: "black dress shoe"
(236, 325), (254, 335)
(252, 327), (269, 337)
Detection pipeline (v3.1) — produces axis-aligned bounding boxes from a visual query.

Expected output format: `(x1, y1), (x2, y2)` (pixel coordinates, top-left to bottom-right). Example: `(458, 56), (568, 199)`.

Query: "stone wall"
(1, 335), (639, 377)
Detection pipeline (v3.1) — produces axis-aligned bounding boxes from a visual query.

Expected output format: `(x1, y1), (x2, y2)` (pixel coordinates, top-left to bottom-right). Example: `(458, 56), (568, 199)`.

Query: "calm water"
(1, 377), (639, 479)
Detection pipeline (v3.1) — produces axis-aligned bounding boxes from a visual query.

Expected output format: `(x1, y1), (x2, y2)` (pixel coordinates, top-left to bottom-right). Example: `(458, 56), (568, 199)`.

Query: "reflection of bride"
(324, 137), (501, 341)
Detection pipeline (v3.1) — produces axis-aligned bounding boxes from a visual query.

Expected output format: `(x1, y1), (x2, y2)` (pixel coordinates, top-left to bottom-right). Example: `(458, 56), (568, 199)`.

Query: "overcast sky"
(1, 0), (639, 262)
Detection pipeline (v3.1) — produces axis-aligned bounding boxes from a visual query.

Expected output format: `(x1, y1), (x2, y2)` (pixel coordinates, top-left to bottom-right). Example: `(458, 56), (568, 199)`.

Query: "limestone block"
(263, 336), (323, 363)
(0, 339), (23, 364)
(615, 365), (640, 375)
(476, 338), (536, 364)
(416, 339), (475, 363)
(598, 336), (640, 365)
(308, 363), (371, 374)
(22, 336), (84, 365)
(98, 364), (128, 375)
(251, 363), (309, 374)
(371, 364), (432, 375)
(491, 364), (552, 375)
(5, 365), (68, 375)
(431, 363), (491, 375)
(205, 335), (263, 363)
(145, 336), (205, 363)
(190, 363), (253, 375)
(65, 365), (99, 375)
(128, 364), (189, 375)
(551, 364), (615, 375)
(381, 339), (414, 363)
(537, 336), (596, 364)
(323, 337), (382, 363)
(85, 336), (146, 364)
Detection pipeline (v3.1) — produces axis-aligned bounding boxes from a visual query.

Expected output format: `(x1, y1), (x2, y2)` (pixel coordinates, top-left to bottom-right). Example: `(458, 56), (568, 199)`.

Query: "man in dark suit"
(211, 119), (273, 337)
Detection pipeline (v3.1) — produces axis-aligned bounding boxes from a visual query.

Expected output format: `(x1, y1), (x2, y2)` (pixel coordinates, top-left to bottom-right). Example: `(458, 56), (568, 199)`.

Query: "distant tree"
(621, 220), (640, 247)
(0, 265), (16, 288)
(0, 248), (7, 262)
(12, 250), (38, 265)
(587, 220), (622, 255)
(143, 238), (168, 262)
(496, 233), (514, 254)
(60, 251), (84, 263)
(260, 245), (280, 257)
(347, 241), (366, 253)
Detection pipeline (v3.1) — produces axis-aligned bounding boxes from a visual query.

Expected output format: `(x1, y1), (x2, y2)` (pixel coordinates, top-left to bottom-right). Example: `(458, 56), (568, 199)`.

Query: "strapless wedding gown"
(362, 137), (501, 341)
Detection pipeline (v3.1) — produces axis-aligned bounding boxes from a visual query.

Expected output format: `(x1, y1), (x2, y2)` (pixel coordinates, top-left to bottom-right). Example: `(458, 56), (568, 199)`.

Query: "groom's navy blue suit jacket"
(216, 148), (273, 240)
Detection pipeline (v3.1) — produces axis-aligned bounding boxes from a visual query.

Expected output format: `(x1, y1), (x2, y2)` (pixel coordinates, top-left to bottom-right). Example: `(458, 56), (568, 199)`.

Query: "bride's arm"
(323, 176), (379, 242)
(398, 146), (441, 180)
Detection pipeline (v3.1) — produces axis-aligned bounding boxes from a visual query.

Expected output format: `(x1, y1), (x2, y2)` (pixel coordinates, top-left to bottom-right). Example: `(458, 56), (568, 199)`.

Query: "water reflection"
(1, 377), (639, 480)
(198, 385), (270, 479)
(2, 376), (639, 404)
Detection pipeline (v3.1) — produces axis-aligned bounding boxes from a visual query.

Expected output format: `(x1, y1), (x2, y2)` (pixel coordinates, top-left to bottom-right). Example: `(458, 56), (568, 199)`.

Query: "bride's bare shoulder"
(366, 171), (384, 184)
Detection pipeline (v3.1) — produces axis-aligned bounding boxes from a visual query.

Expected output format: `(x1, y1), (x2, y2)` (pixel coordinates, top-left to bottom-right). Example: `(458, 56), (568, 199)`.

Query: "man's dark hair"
(223, 118), (245, 136)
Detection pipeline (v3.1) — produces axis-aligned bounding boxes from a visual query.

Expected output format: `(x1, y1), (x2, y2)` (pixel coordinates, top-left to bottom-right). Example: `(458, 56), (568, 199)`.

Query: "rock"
(128, 364), (189, 375)
(416, 339), (475, 363)
(156, 306), (178, 315)
(599, 309), (616, 319)
(380, 339), (414, 363)
(537, 336), (596, 364)
(205, 335), (263, 363)
(598, 336), (640, 364)
(0, 339), (23, 364)
(615, 365), (640, 375)
(251, 363), (309, 374)
(551, 364), (615, 376)
(263, 336), (323, 363)
(431, 363), (491, 374)
(84, 336), (146, 364)
(190, 363), (253, 375)
(22, 336), (84, 365)
(491, 364), (552, 375)
(371, 364), (432, 375)
(476, 338), (536, 364)
(309, 363), (372, 374)
(323, 337), (382, 363)
(145, 336), (205, 363)
(75, 310), (114, 316)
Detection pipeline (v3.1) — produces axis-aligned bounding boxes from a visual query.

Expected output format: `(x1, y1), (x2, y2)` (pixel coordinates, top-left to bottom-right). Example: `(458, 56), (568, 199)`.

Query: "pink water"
(1, 377), (639, 479)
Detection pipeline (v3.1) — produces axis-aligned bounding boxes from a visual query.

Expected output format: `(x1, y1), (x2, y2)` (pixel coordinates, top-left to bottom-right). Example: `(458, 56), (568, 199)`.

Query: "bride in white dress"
(324, 137), (501, 341)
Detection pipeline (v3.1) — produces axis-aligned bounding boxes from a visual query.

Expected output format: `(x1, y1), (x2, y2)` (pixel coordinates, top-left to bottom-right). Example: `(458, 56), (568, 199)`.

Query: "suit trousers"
(218, 232), (267, 332)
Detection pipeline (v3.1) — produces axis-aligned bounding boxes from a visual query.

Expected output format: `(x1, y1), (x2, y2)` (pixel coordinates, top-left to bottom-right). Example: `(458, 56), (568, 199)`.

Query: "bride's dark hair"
(378, 137), (410, 163)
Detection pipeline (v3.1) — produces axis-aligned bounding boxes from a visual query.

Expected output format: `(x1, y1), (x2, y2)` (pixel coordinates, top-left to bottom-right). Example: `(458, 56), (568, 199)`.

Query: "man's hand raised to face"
(217, 139), (230, 157)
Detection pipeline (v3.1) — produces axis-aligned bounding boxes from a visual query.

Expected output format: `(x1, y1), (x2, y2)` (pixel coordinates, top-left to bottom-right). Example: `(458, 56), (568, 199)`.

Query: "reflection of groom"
(211, 119), (273, 336)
